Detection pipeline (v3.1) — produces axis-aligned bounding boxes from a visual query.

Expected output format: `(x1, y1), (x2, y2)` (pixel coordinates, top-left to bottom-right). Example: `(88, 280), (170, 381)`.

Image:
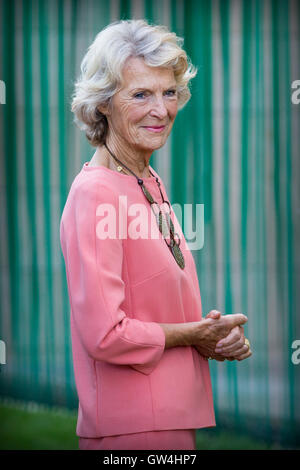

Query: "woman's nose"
(149, 96), (168, 118)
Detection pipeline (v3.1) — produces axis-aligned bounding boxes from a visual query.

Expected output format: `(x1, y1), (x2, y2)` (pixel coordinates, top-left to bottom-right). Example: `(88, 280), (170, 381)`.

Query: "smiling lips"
(142, 125), (166, 133)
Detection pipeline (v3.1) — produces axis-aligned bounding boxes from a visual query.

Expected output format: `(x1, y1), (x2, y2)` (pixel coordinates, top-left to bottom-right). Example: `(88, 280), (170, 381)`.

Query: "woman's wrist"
(158, 321), (204, 349)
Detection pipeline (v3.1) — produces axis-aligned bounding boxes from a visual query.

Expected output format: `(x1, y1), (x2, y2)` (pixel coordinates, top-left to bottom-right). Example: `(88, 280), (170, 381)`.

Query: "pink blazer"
(60, 162), (215, 438)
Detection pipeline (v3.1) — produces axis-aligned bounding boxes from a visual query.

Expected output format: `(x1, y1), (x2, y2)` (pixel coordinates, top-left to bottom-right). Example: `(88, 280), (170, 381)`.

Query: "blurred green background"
(0, 0), (300, 449)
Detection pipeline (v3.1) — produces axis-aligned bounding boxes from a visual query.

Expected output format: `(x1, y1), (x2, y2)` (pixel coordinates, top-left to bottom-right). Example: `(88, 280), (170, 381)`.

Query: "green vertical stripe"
(145, 0), (153, 22)
(57, 0), (67, 405)
(65, 0), (79, 407)
(220, 0), (239, 422)
(271, 0), (288, 419)
(120, 0), (131, 19)
(58, 0), (67, 210)
(57, 0), (73, 408)
(92, 0), (110, 35)
(23, 0), (41, 395)
(254, 0), (270, 429)
(282, 0), (295, 428)
(2, 0), (18, 396)
(39, 0), (54, 405)
(241, 0), (252, 417)
(170, 6), (187, 210)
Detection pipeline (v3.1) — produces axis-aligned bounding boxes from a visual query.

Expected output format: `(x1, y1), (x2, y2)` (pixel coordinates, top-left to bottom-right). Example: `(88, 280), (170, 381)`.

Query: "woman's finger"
(205, 310), (221, 320)
(216, 336), (246, 354)
(236, 349), (252, 361)
(215, 326), (244, 350)
(219, 343), (249, 357)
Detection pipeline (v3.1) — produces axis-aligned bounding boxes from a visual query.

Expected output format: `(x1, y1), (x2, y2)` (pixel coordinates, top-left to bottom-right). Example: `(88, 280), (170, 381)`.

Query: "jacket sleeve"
(60, 179), (165, 375)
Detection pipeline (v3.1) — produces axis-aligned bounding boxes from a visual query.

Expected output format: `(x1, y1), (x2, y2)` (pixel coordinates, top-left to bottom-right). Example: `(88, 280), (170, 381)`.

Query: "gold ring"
(245, 338), (250, 349)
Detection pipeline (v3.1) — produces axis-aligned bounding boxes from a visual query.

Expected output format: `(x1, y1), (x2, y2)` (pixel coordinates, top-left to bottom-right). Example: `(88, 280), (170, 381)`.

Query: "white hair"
(71, 19), (198, 146)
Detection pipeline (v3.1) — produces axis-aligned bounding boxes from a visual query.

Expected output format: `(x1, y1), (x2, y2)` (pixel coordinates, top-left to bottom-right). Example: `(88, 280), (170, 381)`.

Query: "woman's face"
(103, 56), (178, 153)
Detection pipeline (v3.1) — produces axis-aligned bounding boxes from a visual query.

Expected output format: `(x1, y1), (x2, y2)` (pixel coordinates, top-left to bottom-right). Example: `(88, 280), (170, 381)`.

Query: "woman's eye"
(165, 89), (177, 96)
(134, 92), (146, 99)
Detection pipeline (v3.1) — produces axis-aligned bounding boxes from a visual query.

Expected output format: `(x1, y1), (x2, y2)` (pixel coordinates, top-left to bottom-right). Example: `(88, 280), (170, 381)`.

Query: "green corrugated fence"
(0, 0), (299, 445)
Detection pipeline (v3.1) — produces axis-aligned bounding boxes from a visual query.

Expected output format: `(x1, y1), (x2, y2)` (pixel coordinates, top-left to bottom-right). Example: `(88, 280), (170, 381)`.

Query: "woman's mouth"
(142, 125), (166, 133)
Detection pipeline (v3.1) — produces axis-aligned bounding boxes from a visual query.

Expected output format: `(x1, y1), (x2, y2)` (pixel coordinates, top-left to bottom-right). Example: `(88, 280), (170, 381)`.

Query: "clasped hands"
(194, 310), (252, 362)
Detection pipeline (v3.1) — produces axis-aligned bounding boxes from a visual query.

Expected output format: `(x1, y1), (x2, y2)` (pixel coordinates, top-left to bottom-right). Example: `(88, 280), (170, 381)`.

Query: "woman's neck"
(90, 139), (152, 178)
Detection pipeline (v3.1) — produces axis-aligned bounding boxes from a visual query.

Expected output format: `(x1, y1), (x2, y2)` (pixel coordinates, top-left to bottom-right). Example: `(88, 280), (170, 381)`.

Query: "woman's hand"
(192, 310), (252, 362)
(214, 325), (252, 361)
(207, 310), (252, 361)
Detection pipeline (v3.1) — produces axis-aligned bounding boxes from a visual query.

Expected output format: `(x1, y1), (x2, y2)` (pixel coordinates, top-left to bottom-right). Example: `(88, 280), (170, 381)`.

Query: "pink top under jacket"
(59, 161), (216, 438)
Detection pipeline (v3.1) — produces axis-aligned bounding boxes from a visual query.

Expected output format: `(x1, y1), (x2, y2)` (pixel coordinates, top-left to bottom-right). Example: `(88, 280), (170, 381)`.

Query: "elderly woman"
(60, 19), (252, 451)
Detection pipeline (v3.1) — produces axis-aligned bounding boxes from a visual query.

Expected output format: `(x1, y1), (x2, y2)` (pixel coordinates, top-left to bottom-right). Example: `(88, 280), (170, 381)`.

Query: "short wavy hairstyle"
(71, 19), (198, 147)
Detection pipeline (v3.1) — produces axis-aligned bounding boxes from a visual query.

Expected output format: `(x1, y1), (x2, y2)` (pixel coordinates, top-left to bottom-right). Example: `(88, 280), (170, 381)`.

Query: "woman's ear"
(97, 105), (107, 115)
(97, 100), (111, 117)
